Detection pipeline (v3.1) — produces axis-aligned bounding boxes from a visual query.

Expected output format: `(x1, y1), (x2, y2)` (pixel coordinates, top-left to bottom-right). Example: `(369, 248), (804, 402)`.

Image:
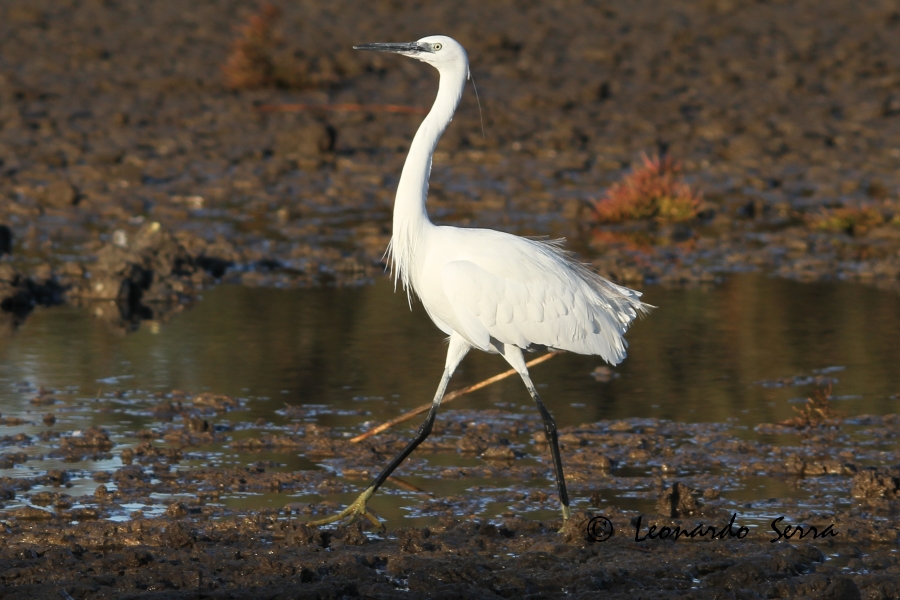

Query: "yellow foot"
(557, 504), (572, 533)
(306, 487), (384, 530)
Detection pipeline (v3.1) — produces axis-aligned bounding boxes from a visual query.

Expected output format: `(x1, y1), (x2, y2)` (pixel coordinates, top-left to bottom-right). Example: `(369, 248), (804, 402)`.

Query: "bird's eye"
(433, 43), (443, 51)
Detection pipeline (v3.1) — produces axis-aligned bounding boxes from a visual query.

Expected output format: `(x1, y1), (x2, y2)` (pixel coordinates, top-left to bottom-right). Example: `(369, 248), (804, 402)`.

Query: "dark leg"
(308, 333), (470, 528)
(524, 377), (571, 520)
(369, 390), (443, 493)
(529, 386), (570, 518)
(501, 345), (571, 521)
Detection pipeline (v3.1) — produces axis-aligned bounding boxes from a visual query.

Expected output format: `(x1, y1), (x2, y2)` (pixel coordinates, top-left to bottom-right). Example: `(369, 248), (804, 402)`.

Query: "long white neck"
(388, 61), (467, 300)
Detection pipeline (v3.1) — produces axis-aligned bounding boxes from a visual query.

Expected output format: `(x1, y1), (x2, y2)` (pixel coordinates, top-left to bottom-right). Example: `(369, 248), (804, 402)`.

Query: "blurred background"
(0, 0), (899, 519)
(1, 0), (899, 309)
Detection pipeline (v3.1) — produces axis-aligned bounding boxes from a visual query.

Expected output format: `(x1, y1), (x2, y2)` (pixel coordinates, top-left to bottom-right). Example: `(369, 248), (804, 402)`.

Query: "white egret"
(310, 35), (651, 528)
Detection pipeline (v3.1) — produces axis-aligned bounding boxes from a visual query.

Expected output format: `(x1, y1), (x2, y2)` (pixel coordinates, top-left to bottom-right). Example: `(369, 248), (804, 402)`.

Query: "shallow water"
(1, 273), (899, 524)
(3, 273), (899, 427)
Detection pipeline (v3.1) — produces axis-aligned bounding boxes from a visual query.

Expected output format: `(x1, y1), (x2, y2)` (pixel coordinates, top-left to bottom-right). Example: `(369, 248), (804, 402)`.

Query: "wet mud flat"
(1, 387), (899, 599)
(0, 511), (892, 600)
(3, 0), (900, 324)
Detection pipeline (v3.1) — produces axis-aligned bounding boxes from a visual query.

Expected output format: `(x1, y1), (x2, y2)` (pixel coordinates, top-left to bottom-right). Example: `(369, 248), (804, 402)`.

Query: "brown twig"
(257, 102), (428, 115)
(349, 352), (560, 443)
(386, 476), (429, 494)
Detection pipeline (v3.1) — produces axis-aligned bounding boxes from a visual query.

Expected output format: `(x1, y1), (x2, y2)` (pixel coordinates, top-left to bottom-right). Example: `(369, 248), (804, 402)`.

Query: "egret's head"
(354, 35), (469, 78)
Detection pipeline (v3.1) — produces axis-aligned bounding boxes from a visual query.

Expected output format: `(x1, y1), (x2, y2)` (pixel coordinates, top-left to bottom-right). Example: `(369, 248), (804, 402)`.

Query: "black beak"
(353, 42), (425, 54)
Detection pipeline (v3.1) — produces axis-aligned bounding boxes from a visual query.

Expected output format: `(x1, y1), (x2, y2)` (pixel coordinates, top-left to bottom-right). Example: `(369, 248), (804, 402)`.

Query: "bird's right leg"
(308, 333), (470, 529)
(500, 345), (571, 526)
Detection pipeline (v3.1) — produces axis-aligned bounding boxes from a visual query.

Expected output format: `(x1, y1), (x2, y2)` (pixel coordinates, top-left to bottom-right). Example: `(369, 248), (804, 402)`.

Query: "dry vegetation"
(222, 3), (283, 90)
(806, 205), (900, 236)
(591, 154), (701, 224)
(222, 3), (338, 90)
(778, 384), (844, 429)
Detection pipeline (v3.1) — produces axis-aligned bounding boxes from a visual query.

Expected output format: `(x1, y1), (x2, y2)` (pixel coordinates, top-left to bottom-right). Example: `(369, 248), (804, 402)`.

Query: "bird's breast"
(409, 230), (468, 336)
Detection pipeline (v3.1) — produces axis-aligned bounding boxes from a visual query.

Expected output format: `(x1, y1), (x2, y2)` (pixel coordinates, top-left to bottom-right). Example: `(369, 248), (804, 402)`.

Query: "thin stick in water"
(349, 352), (560, 443)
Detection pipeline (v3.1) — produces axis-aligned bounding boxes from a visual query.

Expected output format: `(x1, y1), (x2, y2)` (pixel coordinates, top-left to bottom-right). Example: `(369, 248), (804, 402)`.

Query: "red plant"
(222, 4), (340, 90)
(222, 3), (282, 90)
(592, 154), (701, 223)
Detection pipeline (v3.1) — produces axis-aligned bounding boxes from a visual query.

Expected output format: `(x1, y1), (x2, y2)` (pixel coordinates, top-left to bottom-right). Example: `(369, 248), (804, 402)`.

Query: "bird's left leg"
(500, 345), (571, 525)
(308, 333), (471, 529)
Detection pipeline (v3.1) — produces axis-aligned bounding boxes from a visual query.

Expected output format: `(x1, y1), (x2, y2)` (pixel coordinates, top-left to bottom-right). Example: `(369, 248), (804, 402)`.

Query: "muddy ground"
(2, 0), (900, 597)
(1, 388), (899, 599)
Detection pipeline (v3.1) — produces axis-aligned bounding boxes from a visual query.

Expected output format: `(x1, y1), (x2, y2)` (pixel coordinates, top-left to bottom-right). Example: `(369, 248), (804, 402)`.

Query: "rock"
(77, 222), (207, 324)
(656, 482), (701, 517)
(166, 502), (189, 518)
(46, 469), (70, 484)
(65, 507), (100, 520)
(0, 264), (66, 318)
(39, 180), (78, 208)
(568, 448), (612, 470)
(456, 434), (490, 454)
(481, 445), (516, 461)
(113, 465), (149, 485)
(60, 427), (113, 450)
(0, 453), (27, 469)
(274, 119), (335, 157)
(9, 506), (55, 521)
(558, 511), (597, 545)
(163, 522), (196, 549)
(0, 224), (11, 255)
(851, 469), (900, 499)
(183, 415), (210, 432)
(192, 393), (238, 411)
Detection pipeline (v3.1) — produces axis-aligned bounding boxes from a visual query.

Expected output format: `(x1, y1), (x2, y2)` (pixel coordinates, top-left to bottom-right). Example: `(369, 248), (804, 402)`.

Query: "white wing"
(438, 233), (650, 365)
